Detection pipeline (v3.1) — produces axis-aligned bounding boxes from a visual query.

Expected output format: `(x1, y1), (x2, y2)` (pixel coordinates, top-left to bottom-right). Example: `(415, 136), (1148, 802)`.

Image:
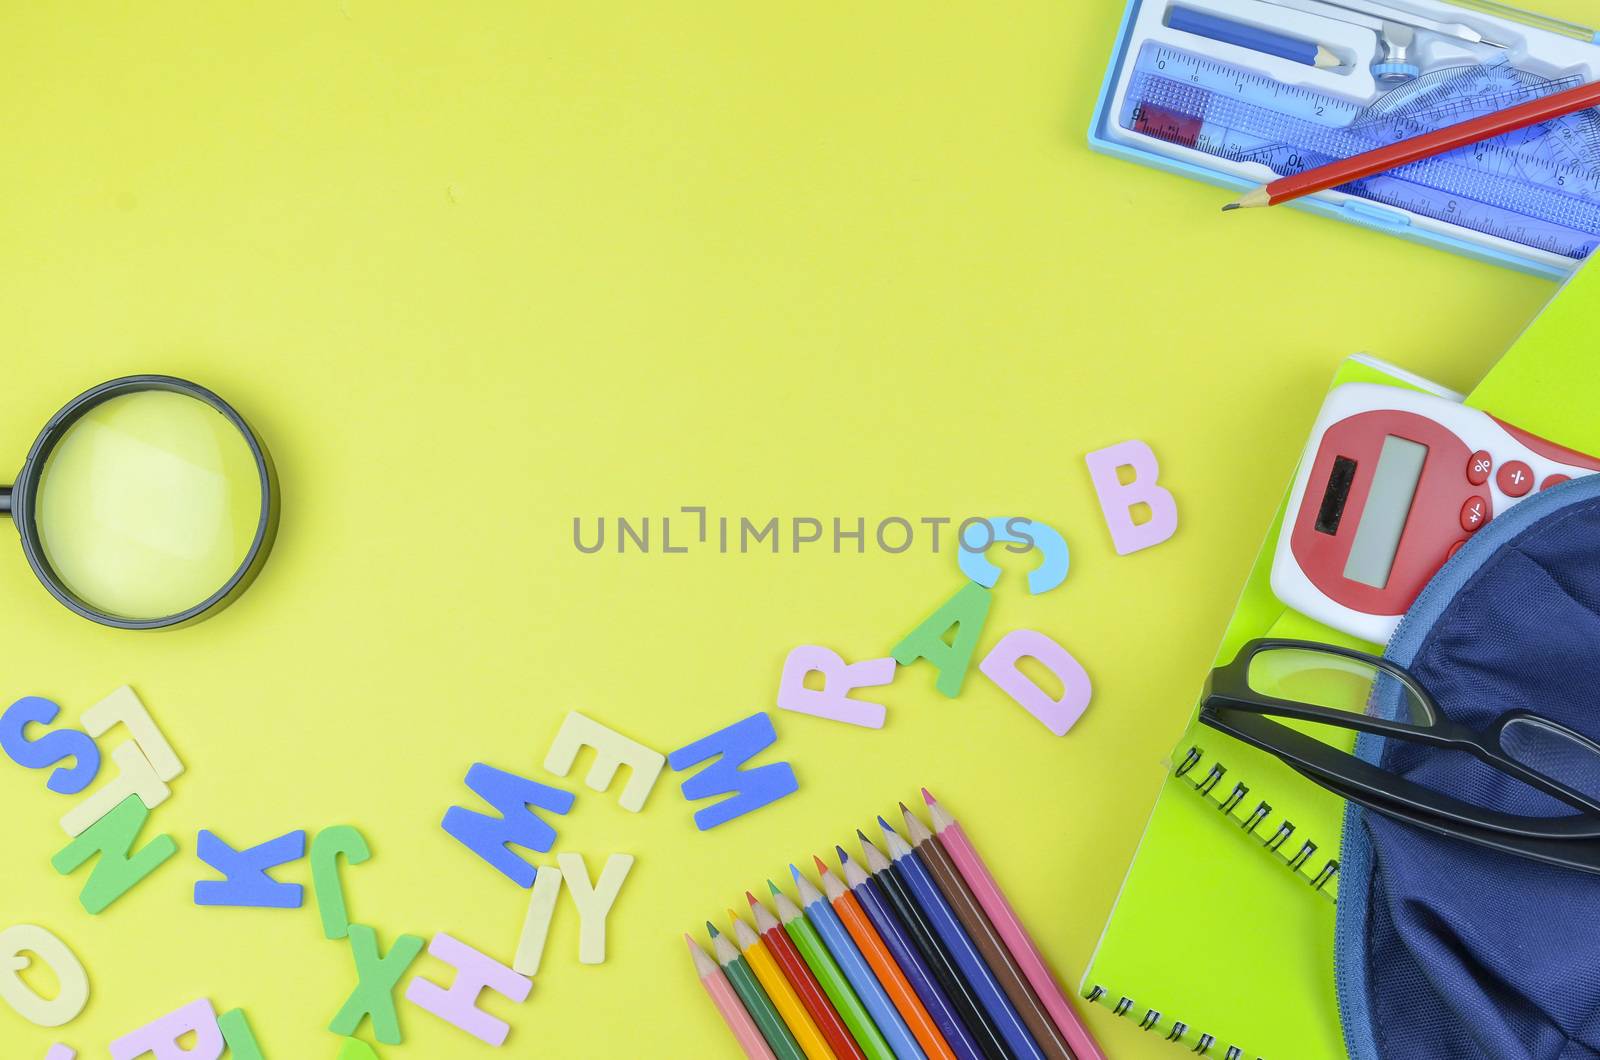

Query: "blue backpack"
(1338, 474), (1600, 1060)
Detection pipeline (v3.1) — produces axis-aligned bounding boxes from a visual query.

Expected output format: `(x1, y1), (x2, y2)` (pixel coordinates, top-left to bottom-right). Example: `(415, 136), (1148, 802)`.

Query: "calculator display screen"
(1343, 436), (1428, 589)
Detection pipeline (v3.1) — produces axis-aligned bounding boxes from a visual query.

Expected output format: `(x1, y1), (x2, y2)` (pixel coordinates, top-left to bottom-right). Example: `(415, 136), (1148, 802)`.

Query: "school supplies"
(1269, 381), (1599, 642)
(1453, 0), (1597, 41)
(731, 911), (837, 1060)
(751, 894), (865, 1060)
(712, 925), (810, 1060)
(1168, 6), (1343, 67)
(689, 795), (1102, 1060)
(816, 859), (959, 1060)
(0, 375), (278, 628)
(899, 808), (1074, 1060)
(1260, 0), (1509, 48)
(1091, 0), (1600, 275)
(922, 793), (1107, 1060)
(1080, 356), (1427, 1059)
(688, 935), (779, 1060)
(1226, 74), (1600, 209)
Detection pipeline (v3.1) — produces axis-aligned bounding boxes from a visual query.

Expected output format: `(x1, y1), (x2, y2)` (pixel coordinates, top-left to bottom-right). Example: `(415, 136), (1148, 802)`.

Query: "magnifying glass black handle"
(0, 486), (10, 515)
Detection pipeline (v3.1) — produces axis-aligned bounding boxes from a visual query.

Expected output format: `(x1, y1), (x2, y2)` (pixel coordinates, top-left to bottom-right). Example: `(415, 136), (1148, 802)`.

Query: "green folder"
(1078, 356), (1438, 1060)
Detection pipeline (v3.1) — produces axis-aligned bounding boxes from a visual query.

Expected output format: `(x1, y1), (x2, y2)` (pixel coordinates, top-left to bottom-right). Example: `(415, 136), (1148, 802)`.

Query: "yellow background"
(0, 2), (1584, 1056)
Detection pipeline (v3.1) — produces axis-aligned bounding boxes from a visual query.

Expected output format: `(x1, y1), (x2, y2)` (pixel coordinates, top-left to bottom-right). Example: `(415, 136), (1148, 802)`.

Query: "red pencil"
(1224, 78), (1600, 210)
(749, 892), (865, 1060)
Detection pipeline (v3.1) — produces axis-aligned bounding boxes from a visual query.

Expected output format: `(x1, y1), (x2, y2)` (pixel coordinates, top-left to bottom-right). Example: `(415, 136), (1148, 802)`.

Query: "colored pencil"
(1223, 78), (1600, 211)
(836, 850), (981, 1060)
(901, 805), (1074, 1060)
(791, 867), (925, 1060)
(751, 892), (866, 1060)
(733, 910), (839, 1060)
(774, 881), (897, 1060)
(858, 833), (1010, 1060)
(689, 933), (780, 1060)
(923, 791), (1105, 1060)
(713, 922), (810, 1060)
(877, 819), (1045, 1060)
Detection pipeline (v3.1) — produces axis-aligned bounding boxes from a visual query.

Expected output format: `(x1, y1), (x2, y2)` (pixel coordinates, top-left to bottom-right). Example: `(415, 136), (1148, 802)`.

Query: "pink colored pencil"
(922, 789), (1107, 1060)
(688, 933), (779, 1059)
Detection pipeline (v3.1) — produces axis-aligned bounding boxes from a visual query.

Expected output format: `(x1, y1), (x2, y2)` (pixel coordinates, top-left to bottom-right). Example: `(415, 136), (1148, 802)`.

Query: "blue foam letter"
(194, 828), (307, 908)
(0, 696), (101, 795)
(441, 765), (575, 887)
(957, 517), (1070, 595)
(668, 712), (799, 831)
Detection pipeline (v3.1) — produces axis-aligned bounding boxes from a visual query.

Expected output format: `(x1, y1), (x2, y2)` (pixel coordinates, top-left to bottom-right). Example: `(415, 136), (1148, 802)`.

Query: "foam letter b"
(1084, 440), (1178, 555)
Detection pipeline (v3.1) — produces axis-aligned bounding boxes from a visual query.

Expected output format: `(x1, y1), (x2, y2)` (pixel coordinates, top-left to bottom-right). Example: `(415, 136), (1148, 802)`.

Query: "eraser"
(557, 853), (634, 964)
(543, 712), (665, 812)
(776, 647), (895, 729)
(194, 829), (306, 908)
(1084, 440), (1179, 555)
(109, 998), (222, 1060)
(311, 826), (372, 940)
(216, 1007), (264, 1060)
(0, 697), (100, 795)
(81, 686), (183, 781)
(668, 713), (799, 831)
(328, 925), (426, 1045)
(51, 794), (178, 915)
(59, 742), (170, 838)
(405, 933), (531, 1047)
(441, 765), (575, 888)
(956, 517), (1070, 594)
(0, 925), (89, 1027)
(512, 864), (562, 977)
(891, 583), (993, 697)
(979, 629), (1093, 736)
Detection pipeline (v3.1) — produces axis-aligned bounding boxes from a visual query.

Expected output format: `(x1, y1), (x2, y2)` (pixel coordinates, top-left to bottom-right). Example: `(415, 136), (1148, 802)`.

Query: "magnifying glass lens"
(33, 390), (265, 621)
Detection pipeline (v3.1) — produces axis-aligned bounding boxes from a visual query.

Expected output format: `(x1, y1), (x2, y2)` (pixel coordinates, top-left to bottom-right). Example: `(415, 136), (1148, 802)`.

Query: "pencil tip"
(922, 787), (936, 805)
(706, 921), (720, 937)
(746, 891), (759, 907)
(836, 844), (851, 863)
(814, 854), (830, 875)
(1221, 202), (1241, 212)
(684, 932), (696, 948)
(767, 879), (781, 896)
(856, 828), (871, 843)
(878, 815), (898, 835)
(898, 801), (912, 815)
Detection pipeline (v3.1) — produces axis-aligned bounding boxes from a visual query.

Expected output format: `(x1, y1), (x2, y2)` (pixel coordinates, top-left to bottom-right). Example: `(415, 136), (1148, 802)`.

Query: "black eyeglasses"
(1200, 639), (1600, 875)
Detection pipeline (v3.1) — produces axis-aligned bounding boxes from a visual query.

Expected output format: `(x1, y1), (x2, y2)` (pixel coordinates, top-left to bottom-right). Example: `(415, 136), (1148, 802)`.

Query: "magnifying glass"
(0, 376), (279, 629)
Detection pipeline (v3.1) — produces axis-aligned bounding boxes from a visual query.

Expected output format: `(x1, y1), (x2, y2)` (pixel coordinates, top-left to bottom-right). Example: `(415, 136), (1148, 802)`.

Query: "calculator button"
(1542, 474), (1572, 492)
(1496, 460), (1534, 497)
(1460, 496), (1490, 532)
(1467, 451), (1492, 485)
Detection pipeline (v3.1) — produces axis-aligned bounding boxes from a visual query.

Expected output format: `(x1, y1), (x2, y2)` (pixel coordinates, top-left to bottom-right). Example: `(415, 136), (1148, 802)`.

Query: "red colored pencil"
(1223, 78), (1600, 210)
(749, 892), (865, 1060)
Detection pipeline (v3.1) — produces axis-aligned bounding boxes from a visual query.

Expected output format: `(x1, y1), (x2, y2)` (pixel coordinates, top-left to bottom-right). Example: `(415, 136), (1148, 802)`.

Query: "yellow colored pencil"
(731, 909), (839, 1060)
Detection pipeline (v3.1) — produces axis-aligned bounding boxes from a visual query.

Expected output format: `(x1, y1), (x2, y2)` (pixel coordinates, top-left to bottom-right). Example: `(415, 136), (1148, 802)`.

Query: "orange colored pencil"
(750, 892), (865, 1060)
(817, 856), (958, 1060)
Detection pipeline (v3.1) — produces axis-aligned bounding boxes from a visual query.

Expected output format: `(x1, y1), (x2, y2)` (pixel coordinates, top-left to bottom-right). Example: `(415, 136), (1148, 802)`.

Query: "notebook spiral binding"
(1173, 744), (1340, 903)
(1083, 984), (1259, 1059)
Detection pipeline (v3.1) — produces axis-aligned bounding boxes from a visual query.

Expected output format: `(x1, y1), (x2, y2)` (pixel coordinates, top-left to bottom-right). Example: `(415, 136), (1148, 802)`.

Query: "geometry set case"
(1090, 0), (1600, 277)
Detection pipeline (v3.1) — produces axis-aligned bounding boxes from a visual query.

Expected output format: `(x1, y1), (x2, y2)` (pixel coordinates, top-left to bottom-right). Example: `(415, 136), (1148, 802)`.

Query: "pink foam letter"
(109, 998), (223, 1060)
(46, 1047), (76, 1060)
(776, 646), (896, 729)
(405, 933), (531, 1046)
(1084, 440), (1178, 555)
(979, 630), (1092, 736)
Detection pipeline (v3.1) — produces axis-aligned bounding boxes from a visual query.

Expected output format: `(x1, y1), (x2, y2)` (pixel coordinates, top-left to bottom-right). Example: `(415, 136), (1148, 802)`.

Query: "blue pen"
(878, 818), (1047, 1060)
(793, 863), (928, 1060)
(1167, 7), (1341, 68)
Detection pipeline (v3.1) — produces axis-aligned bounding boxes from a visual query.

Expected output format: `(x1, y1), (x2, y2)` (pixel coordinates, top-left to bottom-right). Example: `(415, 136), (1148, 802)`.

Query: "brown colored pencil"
(901, 804), (1077, 1060)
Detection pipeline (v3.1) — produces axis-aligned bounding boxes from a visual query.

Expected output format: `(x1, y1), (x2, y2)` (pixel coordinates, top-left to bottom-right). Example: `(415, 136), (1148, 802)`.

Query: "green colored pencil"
(770, 881), (896, 1060)
(708, 922), (807, 1060)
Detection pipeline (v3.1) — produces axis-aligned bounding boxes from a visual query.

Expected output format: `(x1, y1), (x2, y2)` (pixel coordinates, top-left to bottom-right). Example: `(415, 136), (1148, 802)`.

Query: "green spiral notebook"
(1080, 259), (1600, 1060)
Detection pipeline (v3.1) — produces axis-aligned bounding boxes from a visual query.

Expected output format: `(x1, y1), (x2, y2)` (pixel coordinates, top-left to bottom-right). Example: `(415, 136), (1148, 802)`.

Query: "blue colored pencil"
(877, 819), (1046, 1060)
(838, 848), (988, 1060)
(856, 835), (1009, 1060)
(1167, 6), (1340, 68)
(793, 863), (928, 1060)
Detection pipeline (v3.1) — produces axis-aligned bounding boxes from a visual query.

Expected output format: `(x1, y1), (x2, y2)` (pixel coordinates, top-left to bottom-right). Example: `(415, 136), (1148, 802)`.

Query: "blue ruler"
(1120, 43), (1600, 259)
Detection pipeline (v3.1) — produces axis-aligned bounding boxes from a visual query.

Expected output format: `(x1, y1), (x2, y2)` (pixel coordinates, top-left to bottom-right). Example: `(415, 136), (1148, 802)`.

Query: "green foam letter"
(891, 583), (993, 697)
(328, 924), (425, 1045)
(50, 793), (177, 914)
